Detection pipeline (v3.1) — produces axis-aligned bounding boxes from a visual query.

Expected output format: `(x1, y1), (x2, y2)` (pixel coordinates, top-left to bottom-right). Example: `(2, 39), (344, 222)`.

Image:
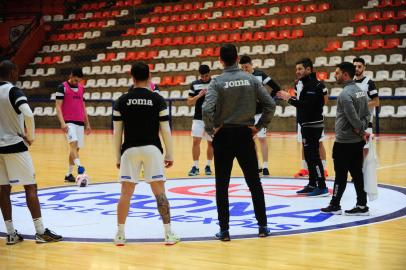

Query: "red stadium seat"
(229, 33), (241, 42)
(218, 33), (230, 43)
(176, 24), (187, 33)
(234, 9), (245, 17)
(222, 10), (234, 18)
(154, 6), (163, 13)
(136, 51), (147, 60)
(201, 47), (215, 57)
(225, 0), (236, 7)
(279, 17), (291, 26)
(209, 22), (221, 31)
(305, 4), (318, 13)
(265, 18), (279, 28)
(352, 26), (369, 36)
(194, 2), (203, 9)
(151, 38), (162, 46)
(172, 36), (183, 45)
(383, 38), (400, 48)
(184, 3), (193, 10)
(232, 21), (243, 29)
(183, 36), (195, 45)
(186, 24), (197, 32)
(173, 76), (185, 86)
(368, 25), (383, 35)
(136, 28), (146, 35)
(201, 12), (212, 20)
(366, 11), (381, 21)
(170, 14), (180, 22)
(222, 22), (232, 30)
(197, 23), (209, 32)
(380, 10), (396, 20)
(195, 35), (206, 44)
(180, 14), (190, 21)
(316, 72), (328, 81)
(318, 3), (330, 12)
(173, 4), (183, 12)
(62, 23), (72, 30)
(382, 24), (398, 34)
(166, 25), (176, 34)
(256, 7), (268, 16)
(147, 50), (158, 59)
(265, 31), (278, 40)
(278, 30), (291, 39)
(190, 13), (201, 21)
(253, 31), (266, 41)
(290, 29), (304, 39)
(124, 52), (137, 61)
(160, 16), (170, 23)
(53, 56), (62, 63)
(155, 26), (166, 34)
(150, 17), (160, 24)
(214, 1), (225, 8)
(162, 37), (172, 46)
(291, 17), (304, 25)
(353, 40), (370, 51)
(41, 56), (53, 64)
(324, 40), (341, 52)
(140, 17), (150, 24)
(207, 34), (218, 43)
(123, 28), (136, 36)
(163, 5), (172, 13)
(369, 39), (385, 49)
(293, 5), (305, 13)
(103, 52), (116, 61)
(241, 32), (253, 41)
(396, 10), (406, 19)
(160, 76), (173, 86)
(351, 12), (367, 22)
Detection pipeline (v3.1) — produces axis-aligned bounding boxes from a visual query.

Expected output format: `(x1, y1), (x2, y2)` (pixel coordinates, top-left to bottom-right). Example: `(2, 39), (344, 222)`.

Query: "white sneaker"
(114, 232), (126, 246)
(6, 230), (24, 245)
(165, 232), (180, 245)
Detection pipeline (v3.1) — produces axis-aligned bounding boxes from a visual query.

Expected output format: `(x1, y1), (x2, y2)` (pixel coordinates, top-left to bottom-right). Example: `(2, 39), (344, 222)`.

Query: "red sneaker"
(294, 169), (309, 178)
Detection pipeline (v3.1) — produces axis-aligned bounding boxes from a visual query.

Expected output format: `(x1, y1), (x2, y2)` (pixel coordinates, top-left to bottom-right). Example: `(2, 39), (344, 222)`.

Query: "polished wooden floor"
(1, 130), (405, 270)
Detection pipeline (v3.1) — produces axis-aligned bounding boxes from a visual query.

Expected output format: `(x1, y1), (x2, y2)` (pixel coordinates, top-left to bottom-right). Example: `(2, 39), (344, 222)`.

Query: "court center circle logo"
(2, 177), (405, 242)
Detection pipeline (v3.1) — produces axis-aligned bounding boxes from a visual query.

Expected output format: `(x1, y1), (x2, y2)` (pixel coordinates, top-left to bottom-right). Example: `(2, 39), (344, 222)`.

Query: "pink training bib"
(61, 81), (85, 122)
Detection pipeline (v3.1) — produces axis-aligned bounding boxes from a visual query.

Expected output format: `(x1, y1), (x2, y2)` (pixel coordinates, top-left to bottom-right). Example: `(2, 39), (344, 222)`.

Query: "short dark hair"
(295, 58), (313, 71)
(220, 44), (238, 66)
(239, 55), (252, 65)
(71, 68), (83, 78)
(198, 64), (210, 75)
(337, 62), (356, 78)
(130, 61), (150, 81)
(353, 57), (365, 65)
(0, 60), (17, 79)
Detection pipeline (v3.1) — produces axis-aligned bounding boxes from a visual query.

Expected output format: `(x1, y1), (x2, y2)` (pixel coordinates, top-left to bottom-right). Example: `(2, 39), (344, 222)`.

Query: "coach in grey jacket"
(202, 44), (275, 241)
(321, 62), (371, 216)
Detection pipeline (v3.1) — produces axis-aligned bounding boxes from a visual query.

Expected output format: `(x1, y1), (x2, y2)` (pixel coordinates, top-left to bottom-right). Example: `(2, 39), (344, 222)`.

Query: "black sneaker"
(296, 185), (315, 195)
(258, 226), (271, 237)
(64, 174), (75, 183)
(344, 205), (370, 216)
(35, 228), (63, 243)
(215, 230), (230, 241)
(6, 230), (24, 245)
(262, 168), (270, 176)
(321, 204), (342, 215)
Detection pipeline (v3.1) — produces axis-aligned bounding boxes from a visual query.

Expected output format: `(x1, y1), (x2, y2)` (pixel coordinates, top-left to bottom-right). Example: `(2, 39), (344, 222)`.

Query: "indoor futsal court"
(1, 0), (405, 269)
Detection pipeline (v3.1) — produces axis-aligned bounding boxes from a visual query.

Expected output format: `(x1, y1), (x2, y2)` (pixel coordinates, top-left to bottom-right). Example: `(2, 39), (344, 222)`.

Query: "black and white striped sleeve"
(8, 87), (28, 114)
(319, 81), (329, 96)
(55, 84), (65, 100)
(158, 96), (169, 122)
(260, 71), (281, 96)
(367, 80), (378, 99)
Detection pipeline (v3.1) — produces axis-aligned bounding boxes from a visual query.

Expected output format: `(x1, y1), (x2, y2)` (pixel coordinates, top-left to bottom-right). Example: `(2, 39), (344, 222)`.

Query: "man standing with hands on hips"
(202, 44), (276, 241)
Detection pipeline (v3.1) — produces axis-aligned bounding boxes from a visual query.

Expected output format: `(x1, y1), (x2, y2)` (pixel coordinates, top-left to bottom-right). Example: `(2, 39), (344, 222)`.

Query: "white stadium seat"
(378, 106), (395, 118)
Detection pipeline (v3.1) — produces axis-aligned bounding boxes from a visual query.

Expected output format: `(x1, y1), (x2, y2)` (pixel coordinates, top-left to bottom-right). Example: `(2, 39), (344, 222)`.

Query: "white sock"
(5, 220), (15, 234)
(193, 160), (199, 168)
(33, 217), (45, 234)
(301, 160), (308, 170)
(117, 224), (125, 234)
(206, 160), (212, 166)
(163, 223), (171, 234)
(74, 158), (81, 167)
(322, 160), (327, 168)
(263, 162), (269, 169)
(66, 165), (74, 176)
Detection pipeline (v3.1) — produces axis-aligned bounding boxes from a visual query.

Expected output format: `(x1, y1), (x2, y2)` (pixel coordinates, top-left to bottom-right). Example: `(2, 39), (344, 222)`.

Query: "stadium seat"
(330, 88), (343, 97)
(280, 106), (296, 117)
(371, 54), (387, 65)
(378, 106), (395, 117)
(324, 40), (341, 52)
(388, 70), (405, 81)
(374, 70), (390, 81)
(393, 106), (406, 118)
(387, 54), (404, 64)
(325, 106), (337, 118)
(338, 27), (354, 36)
(378, 87), (392, 96)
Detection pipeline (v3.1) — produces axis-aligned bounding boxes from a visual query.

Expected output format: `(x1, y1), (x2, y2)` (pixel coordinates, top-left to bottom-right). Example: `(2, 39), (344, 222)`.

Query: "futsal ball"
(76, 174), (89, 187)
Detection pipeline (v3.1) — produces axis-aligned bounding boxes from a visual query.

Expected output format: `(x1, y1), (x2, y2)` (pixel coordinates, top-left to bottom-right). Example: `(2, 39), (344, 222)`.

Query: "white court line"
(378, 162), (406, 170)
